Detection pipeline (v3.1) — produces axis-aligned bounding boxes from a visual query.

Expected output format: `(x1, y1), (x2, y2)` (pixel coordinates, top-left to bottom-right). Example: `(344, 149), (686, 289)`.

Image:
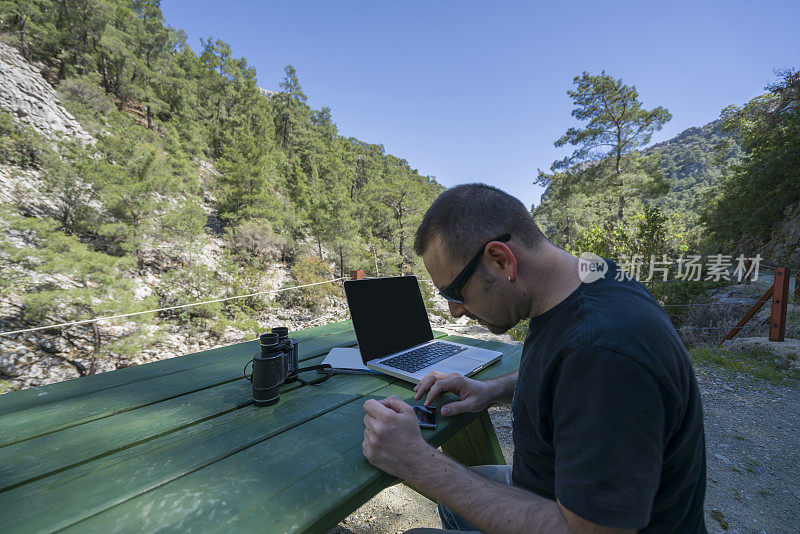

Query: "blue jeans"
(405, 464), (513, 534)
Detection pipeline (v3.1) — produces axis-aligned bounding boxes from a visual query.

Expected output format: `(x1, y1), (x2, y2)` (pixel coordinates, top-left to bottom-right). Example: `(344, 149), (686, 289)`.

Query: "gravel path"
(331, 361), (800, 533)
(698, 365), (800, 533)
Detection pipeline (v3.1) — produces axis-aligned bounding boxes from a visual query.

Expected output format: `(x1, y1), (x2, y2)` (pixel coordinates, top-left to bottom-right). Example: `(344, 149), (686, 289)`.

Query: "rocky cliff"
(0, 41), (348, 393)
(0, 41), (93, 143)
(0, 40), (94, 218)
(759, 203), (800, 267)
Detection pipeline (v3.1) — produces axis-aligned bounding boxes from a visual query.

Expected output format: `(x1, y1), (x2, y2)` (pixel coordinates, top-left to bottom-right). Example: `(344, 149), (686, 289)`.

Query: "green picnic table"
(0, 321), (521, 533)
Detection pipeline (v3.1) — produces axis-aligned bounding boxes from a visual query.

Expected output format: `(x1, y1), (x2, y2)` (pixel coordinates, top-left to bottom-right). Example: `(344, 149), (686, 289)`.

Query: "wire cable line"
(0, 277), (348, 337)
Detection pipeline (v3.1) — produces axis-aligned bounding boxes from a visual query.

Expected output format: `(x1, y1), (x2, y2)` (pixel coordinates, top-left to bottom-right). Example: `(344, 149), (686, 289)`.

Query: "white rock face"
(0, 166), (59, 218)
(0, 41), (93, 143)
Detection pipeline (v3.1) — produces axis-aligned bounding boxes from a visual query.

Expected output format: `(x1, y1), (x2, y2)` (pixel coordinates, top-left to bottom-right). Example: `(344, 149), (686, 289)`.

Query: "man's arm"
(406, 444), (571, 533)
(486, 371), (517, 403)
(363, 397), (636, 534)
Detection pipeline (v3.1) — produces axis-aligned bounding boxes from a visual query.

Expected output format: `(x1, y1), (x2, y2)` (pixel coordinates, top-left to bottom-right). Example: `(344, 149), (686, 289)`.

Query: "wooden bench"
(0, 321), (521, 532)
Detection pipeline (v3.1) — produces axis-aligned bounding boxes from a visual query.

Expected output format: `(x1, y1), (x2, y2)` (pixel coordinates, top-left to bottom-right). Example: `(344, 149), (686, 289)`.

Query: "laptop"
(343, 275), (503, 383)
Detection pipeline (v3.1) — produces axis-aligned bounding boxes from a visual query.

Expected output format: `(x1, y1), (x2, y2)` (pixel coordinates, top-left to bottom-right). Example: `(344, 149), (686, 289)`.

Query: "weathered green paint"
(0, 321), (354, 417)
(0, 330), (451, 491)
(0, 322), (521, 533)
(0, 330), (360, 447)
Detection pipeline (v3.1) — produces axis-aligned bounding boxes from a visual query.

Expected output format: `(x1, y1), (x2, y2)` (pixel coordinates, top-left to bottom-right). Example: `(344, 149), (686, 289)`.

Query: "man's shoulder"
(524, 274), (692, 402)
(529, 274), (669, 349)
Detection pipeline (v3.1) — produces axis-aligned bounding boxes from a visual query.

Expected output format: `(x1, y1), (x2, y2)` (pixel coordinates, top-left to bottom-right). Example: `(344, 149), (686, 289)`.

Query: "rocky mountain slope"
(645, 118), (799, 266)
(0, 41), (350, 392)
(760, 204), (800, 267)
(0, 41), (93, 143)
(644, 119), (741, 215)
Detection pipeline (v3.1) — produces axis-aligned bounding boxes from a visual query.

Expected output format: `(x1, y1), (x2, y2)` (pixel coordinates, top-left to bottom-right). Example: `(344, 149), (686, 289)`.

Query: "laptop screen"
(344, 276), (434, 362)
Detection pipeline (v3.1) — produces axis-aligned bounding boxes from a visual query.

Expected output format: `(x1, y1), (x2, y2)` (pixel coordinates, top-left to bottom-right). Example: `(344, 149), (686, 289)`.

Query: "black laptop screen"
(344, 276), (434, 362)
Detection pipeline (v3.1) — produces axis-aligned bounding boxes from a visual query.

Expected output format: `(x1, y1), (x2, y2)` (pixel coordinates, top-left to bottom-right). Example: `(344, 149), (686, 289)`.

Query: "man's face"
(422, 235), (516, 334)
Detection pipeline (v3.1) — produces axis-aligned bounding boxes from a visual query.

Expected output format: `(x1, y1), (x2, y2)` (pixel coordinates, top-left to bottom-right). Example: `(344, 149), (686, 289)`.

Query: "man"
(361, 184), (707, 533)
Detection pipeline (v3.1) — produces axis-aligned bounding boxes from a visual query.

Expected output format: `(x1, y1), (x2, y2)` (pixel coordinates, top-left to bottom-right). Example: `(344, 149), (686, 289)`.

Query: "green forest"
(0, 1), (798, 382)
(0, 0), (445, 368)
(534, 70), (799, 262)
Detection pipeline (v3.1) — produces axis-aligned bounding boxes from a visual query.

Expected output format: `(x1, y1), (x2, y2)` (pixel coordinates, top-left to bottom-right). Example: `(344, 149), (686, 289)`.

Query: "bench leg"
(441, 409), (506, 467)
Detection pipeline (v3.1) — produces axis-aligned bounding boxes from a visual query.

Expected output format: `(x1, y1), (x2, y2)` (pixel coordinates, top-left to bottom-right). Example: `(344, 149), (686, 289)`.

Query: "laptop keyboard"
(380, 342), (468, 373)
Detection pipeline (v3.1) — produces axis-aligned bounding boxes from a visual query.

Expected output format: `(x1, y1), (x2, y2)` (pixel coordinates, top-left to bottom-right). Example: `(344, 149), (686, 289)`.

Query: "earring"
(507, 276), (512, 282)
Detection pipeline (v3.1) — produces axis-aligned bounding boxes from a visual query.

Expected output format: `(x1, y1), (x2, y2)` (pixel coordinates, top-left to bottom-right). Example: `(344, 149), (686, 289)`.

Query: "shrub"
(225, 219), (287, 262)
(280, 254), (341, 312)
(156, 264), (224, 322)
(567, 204), (673, 259)
(59, 75), (116, 116)
(0, 110), (49, 169)
(221, 259), (277, 336)
(507, 321), (529, 342)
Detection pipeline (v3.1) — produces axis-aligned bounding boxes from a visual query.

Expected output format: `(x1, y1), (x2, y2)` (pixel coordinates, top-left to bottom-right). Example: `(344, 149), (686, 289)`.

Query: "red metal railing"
(720, 265), (796, 345)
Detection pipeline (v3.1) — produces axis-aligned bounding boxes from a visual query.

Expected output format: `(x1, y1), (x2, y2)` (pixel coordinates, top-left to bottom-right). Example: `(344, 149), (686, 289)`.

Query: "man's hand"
(362, 396), (432, 479)
(413, 371), (495, 416)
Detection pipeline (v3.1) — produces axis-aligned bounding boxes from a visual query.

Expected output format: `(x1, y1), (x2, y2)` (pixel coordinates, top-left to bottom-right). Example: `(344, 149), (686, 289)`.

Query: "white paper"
(321, 347), (369, 370)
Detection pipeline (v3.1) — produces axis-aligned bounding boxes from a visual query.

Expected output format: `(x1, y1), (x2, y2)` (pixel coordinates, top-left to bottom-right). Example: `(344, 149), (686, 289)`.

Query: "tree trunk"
(397, 204), (405, 273)
(78, 0), (89, 74)
(398, 232), (405, 273)
(338, 244), (344, 279)
(17, 12), (29, 60)
(398, 215), (404, 257)
(60, 201), (74, 234)
(615, 127), (624, 219)
(89, 321), (100, 375)
(101, 54), (110, 92)
(317, 235), (323, 260)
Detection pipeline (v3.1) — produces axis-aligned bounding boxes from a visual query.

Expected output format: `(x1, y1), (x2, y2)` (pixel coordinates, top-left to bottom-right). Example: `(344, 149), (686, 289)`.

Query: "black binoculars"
(245, 326), (332, 407)
(244, 327), (298, 407)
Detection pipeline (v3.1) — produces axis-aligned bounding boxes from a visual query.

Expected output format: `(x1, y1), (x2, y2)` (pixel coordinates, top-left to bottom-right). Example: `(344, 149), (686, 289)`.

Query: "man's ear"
(485, 242), (517, 281)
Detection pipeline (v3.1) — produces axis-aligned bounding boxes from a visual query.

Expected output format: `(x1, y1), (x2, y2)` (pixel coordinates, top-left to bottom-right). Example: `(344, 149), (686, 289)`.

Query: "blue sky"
(162, 0), (800, 209)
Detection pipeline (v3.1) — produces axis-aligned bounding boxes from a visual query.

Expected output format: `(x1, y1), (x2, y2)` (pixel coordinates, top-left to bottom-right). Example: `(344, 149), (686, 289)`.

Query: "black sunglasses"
(438, 234), (511, 304)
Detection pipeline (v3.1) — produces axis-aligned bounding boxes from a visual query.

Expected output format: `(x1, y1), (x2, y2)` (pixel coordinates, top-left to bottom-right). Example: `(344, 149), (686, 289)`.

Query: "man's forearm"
(405, 445), (569, 534)
(488, 371), (517, 404)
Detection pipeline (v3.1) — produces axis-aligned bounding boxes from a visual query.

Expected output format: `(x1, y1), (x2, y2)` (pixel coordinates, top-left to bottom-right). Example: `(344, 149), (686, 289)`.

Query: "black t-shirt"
(511, 260), (707, 532)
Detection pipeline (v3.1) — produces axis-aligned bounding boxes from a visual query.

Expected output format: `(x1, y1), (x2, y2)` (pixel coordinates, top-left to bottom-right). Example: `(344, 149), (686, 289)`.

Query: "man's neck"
(525, 244), (582, 319)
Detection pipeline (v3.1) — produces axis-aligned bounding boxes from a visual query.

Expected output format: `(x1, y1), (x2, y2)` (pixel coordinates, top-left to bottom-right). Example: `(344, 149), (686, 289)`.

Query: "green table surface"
(0, 321), (521, 533)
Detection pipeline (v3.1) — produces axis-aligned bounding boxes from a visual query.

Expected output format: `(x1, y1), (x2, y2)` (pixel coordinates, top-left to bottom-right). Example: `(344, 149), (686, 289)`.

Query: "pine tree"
(542, 71), (672, 221)
(0, 211), (156, 375)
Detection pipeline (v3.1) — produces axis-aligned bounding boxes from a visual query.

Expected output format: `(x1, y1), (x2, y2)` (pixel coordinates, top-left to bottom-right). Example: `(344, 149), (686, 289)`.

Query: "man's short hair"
(414, 183), (545, 262)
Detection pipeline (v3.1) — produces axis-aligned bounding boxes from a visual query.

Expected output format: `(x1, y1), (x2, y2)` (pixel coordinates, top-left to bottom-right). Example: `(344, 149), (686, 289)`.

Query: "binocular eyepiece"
(247, 327), (299, 407)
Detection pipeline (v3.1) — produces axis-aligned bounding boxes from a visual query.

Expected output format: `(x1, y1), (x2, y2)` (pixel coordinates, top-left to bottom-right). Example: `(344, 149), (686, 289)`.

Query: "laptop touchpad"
(436, 355), (482, 373)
